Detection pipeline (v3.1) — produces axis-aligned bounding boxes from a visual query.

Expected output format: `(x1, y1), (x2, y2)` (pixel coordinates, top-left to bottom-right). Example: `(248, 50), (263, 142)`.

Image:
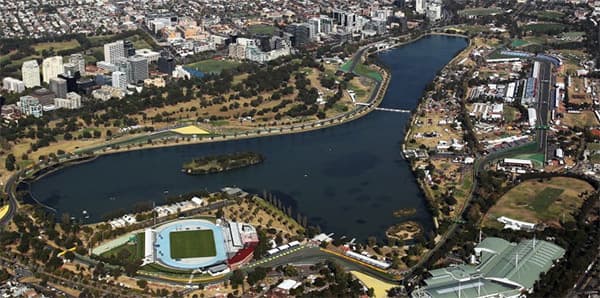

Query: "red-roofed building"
(227, 243), (257, 269)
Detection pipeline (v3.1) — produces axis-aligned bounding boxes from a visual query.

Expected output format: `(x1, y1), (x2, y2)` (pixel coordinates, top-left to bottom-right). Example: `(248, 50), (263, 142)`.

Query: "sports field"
(458, 7), (503, 16)
(169, 230), (216, 259)
(186, 59), (241, 74)
(484, 177), (595, 228)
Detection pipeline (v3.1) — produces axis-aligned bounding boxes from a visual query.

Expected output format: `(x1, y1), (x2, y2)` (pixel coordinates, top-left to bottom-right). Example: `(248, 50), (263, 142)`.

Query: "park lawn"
(169, 230), (216, 258)
(483, 177), (595, 228)
(521, 23), (568, 34)
(33, 40), (81, 53)
(247, 24), (277, 35)
(458, 7), (503, 16)
(562, 111), (600, 128)
(354, 63), (382, 82)
(186, 59), (241, 74)
(340, 60), (353, 72)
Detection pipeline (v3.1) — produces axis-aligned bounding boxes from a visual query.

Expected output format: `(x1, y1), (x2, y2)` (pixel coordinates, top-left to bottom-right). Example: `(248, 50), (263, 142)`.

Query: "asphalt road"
(536, 61), (552, 158)
(0, 170), (21, 226)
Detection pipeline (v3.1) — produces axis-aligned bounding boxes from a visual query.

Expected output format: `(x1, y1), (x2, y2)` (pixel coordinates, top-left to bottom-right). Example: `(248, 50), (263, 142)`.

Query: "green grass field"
(247, 24), (277, 35)
(531, 187), (564, 211)
(100, 233), (145, 262)
(458, 7), (503, 16)
(510, 39), (528, 48)
(354, 63), (383, 82)
(521, 23), (568, 34)
(169, 230), (216, 259)
(186, 59), (241, 74)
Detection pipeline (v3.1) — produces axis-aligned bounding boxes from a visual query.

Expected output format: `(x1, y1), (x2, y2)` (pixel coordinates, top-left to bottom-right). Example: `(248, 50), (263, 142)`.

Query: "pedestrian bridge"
(355, 102), (411, 113)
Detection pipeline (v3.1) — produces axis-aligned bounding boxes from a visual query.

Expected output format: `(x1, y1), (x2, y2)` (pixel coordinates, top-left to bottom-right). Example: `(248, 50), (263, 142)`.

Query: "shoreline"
(75, 33), (466, 160)
(401, 34), (473, 230)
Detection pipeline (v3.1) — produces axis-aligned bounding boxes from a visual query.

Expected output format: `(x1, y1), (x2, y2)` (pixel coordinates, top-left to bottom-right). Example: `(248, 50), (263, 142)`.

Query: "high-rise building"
(285, 23), (311, 47)
(309, 18), (321, 36)
(426, 0), (442, 21)
(21, 60), (41, 88)
(415, 0), (426, 14)
(63, 62), (79, 76)
(2, 77), (25, 93)
(158, 52), (176, 74)
(54, 92), (82, 109)
(320, 15), (333, 35)
(42, 56), (64, 84)
(49, 77), (68, 99)
(17, 95), (43, 118)
(68, 53), (86, 74)
(58, 72), (80, 93)
(332, 10), (359, 32)
(124, 40), (136, 57)
(104, 40), (125, 65)
(128, 56), (149, 83)
(112, 71), (127, 90)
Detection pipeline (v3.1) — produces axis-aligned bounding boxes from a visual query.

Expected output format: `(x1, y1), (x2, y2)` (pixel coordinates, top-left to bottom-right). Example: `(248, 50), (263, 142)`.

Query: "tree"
(136, 279), (147, 289)
(4, 153), (15, 171)
(229, 269), (244, 288)
(216, 208), (224, 219)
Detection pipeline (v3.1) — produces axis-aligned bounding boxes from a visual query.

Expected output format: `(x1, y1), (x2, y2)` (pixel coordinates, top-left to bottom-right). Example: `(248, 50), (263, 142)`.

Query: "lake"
(30, 35), (468, 241)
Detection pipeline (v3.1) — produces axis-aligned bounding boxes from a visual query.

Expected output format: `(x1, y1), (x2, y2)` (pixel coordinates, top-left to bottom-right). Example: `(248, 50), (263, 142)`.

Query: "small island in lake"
(386, 221), (422, 241)
(393, 208), (417, 218)
(182, 152), (264, 175)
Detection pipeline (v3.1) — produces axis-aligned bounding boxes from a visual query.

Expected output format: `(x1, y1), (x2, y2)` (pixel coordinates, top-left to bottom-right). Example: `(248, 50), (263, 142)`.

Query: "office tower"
(42, 56), (64, 84)
(69, 53), (86, 74)
(285, 23), (311, 47)
(49, 77), (68, 99)
(128, 56), (149, 83)
(63, 62), (79, 76)
(18, 95), (43, 118)
(415, 0), (426, 14)
(158, 52), (175, 74)
(124, 40), (136, 57)
(58, 72), (80, 93)
(104, 40), (125, 65)
(320, 15), (333, 35)
(112, 71), (127, 90)
(21, 60), (41, 88)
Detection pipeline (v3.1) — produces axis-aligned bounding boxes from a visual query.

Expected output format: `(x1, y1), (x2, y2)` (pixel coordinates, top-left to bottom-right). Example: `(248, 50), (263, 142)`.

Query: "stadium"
(142, 218), (258, 275)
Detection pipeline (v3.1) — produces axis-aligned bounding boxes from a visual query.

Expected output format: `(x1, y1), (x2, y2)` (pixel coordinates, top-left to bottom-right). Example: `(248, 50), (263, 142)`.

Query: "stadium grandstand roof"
(412, 237), (565, 298)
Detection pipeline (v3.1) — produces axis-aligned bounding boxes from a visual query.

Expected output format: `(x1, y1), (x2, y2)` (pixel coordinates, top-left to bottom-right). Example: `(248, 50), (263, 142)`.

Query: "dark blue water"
(30, 35), (468, 240)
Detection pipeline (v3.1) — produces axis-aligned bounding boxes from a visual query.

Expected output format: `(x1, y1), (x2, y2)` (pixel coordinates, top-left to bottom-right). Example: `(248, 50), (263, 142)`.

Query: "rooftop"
(412, 237), (565, 298)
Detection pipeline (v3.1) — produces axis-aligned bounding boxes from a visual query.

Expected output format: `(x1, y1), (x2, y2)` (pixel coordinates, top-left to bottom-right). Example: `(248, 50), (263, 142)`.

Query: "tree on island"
(4, 153), (15, 171)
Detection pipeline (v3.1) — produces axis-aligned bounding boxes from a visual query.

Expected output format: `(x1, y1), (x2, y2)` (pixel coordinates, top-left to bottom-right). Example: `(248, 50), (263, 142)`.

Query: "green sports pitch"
(169, 230), (217, 259)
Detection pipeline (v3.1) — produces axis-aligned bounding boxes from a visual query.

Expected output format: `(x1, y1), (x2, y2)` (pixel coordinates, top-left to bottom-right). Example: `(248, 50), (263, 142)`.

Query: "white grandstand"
(142, 228), (156, 266)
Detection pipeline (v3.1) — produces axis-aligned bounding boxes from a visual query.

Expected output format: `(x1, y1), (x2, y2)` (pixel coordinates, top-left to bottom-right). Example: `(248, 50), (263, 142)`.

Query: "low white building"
(2, 77), (25, 93)
(135, 49), (160, 63)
